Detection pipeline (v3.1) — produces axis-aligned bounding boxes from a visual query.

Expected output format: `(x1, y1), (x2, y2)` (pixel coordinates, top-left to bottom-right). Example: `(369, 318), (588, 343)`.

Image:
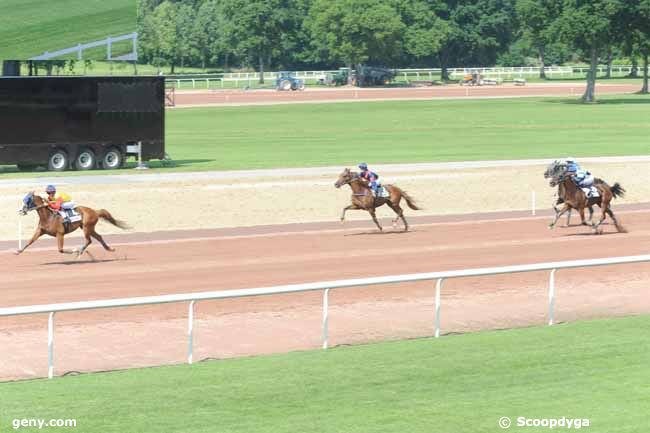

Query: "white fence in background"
(167, 65), (637, 89)
(30, 32), (138, 61)
(1, 254), (649, 379)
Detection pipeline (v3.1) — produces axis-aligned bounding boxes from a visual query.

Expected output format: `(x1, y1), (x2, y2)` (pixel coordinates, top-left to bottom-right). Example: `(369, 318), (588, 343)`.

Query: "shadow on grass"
(544, 96), (650, 105)
(124, 158), (214, 169)
(0, 159), (215, 175)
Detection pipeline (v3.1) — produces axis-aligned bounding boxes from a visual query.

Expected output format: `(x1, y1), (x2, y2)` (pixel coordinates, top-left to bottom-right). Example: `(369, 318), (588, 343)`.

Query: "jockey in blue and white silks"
(566, 157), (594, 191)
(358, 162), (381, 196)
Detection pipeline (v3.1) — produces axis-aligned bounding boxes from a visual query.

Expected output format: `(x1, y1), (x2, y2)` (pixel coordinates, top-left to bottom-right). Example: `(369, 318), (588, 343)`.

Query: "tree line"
(138, 0), (650, 101)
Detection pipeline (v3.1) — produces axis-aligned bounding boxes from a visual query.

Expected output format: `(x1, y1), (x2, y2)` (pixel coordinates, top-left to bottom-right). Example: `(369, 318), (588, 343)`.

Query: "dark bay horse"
(545, 163), (626, 234)
(544, 161), (599, 226)
(334, 168), (420, 231)
(16, 192), (129, 257)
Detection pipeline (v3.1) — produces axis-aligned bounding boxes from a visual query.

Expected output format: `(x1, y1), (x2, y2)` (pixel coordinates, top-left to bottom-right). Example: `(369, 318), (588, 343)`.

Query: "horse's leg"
(592, 198), (610, 234)
(549, 204), (570, 229)
(606, 207), (626, 233)
(77, 227), (93, 257)
(340, 204), (360, 224)
(388, 203), (408, 232)
(368, 209), (382, 232)
(56, 232), (76, 254)
(15, 228), (44, 255)
(91, 231), (115, 252)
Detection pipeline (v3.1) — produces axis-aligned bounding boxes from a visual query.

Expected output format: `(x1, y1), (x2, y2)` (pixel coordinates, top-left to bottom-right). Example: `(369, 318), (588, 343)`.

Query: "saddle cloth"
(374, 187), (390, 198)
(60, 209), (82, 223)
(581, 186), (600, 198)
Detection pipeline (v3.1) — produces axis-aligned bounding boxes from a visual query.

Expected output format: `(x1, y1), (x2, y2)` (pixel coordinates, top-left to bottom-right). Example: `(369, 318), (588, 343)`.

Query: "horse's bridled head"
(335, 168), (352, 188)
(20, 192), (34, 215)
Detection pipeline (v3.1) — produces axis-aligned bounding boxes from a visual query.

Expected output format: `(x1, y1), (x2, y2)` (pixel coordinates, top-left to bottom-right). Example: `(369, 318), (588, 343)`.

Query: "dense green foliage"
(136, 0), (650, 90)
(2, 314), (650, 432)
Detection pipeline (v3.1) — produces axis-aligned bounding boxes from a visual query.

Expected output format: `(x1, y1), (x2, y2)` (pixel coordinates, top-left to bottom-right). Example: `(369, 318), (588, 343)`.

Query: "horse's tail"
(401, 190), (421, 210)
(610, 182), (625, 199)
(98, 209), (130, 230)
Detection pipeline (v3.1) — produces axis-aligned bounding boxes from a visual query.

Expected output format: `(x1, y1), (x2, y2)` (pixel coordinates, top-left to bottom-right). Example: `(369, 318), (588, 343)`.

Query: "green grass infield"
(1, 314), (649, 432)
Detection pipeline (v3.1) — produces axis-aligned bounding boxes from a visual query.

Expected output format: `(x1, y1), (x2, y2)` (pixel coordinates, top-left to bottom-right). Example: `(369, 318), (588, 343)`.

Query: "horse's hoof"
(109, 247), (116, 252)
(14, 250), (21, 255)
(548, 224), (554, 230)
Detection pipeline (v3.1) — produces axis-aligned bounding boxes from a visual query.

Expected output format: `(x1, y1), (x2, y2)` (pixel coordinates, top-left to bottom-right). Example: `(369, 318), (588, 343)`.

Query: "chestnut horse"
(16, 192), (129, 257)
(545, 163), (626, 234)
(334, 168), (420, 231)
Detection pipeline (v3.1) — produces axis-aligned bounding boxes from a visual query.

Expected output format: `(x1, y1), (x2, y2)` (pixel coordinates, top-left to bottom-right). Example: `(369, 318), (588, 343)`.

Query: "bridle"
(19, 194), (48, 216)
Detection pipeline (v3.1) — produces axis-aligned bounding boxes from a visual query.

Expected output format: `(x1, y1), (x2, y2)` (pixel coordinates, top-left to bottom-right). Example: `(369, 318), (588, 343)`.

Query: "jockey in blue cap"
(358, 162), (381, 196)
(565, 157), (595, 195)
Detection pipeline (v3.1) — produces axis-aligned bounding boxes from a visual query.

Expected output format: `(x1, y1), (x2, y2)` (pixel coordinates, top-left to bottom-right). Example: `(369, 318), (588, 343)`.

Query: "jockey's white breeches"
(61, 201), (75, 210)
(578, 174), (594, 188)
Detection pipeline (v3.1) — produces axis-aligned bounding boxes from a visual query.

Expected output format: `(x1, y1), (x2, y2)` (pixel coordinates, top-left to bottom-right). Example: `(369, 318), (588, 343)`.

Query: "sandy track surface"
(1, 208), (650, 380)
(2, 159), (649, 243)
(172, 83), (640, 107)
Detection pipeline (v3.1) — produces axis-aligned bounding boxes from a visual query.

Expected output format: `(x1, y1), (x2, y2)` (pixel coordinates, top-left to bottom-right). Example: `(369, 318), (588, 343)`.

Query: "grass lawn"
(1, 94), (649, 177)
(0, 0), (134, 59)
(1, 314), (649, 432)
(162, 94), (650, 171)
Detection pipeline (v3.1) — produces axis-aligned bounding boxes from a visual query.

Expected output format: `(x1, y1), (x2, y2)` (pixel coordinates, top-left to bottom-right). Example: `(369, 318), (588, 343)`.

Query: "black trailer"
(0, 76), (165, 171)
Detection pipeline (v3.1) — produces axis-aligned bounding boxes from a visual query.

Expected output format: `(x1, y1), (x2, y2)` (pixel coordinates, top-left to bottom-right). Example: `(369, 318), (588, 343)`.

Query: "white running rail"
(29, 32), (138, 61)
(2, 254), (649, 379)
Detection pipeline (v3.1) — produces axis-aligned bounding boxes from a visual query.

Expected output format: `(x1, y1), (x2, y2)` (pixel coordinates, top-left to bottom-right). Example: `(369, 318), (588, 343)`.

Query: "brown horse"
(16, 192), (129, 257)
(546, 164), (626, 234)
(334, 168), (420, 231)
(544, 161), (599, 227)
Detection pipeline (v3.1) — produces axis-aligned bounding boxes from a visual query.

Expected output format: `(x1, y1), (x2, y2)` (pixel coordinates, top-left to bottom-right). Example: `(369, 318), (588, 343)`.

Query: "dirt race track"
(2, 206), (650, 381)
(172, 83), (640, 107)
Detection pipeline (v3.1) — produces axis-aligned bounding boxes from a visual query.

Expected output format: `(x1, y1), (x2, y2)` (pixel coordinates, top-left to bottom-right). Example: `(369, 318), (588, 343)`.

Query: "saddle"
(373, 186), (390, 198)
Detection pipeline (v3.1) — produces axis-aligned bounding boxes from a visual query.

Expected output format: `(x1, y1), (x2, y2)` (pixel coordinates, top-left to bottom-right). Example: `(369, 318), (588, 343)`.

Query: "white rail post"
(48, 312), (55, 379)
(548, 269), (556, 325)
(532, 190), (536, 216)
(187, 300), (195, 364)
(435, 278), (444, 337)
(322, 289), (330, 349)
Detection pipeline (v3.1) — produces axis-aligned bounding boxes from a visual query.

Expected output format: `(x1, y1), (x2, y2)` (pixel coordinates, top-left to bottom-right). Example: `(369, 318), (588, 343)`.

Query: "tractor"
(355, 65), (395, 87)
(323, 67), (351, 86)
(275, 71), (305, 91)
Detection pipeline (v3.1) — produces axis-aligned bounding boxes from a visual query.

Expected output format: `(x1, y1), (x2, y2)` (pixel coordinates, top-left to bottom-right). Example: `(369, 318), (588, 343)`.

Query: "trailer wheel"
(75, 148), (96, 170)
(102, 147), (123, 170)
(47, 150), (69, 171)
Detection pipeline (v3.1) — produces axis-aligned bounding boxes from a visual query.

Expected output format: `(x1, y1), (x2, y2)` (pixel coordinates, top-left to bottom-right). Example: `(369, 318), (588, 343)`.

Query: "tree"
(437, 0), (516, 80)
(556, 0), (625, 102)
(307, 0), (405, 74)
(400, 0), (450, 65)
(221, 0), (293, 83)
(516, 0), (563, 78)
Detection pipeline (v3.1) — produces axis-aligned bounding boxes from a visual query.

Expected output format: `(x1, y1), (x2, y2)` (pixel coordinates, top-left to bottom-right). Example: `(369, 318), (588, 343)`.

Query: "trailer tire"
(75, 148), (96, 170)
(47, 150), (69, 171)
(101, 147), (123, 170)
